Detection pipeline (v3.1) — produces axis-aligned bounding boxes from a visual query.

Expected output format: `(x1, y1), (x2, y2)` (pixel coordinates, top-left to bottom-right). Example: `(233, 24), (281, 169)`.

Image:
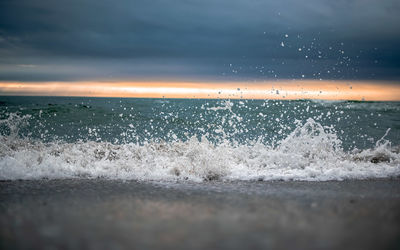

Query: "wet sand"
(1, 179), (400, 250)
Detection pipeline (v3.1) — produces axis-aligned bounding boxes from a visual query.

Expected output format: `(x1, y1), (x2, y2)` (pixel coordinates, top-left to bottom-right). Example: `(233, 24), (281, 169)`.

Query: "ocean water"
(0, 96), (399, 182)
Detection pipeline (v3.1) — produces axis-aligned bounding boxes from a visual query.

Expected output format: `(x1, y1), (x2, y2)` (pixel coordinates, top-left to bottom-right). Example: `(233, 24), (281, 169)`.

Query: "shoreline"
(1, 179), (400, 250)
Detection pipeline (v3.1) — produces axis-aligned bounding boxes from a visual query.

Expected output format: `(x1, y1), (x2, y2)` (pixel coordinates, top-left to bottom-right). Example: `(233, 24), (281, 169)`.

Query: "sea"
(0, 96), (399, 182)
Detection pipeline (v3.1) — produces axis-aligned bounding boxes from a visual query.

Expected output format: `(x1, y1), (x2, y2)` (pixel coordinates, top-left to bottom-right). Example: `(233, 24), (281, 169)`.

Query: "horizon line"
(0, 80), (399, 101)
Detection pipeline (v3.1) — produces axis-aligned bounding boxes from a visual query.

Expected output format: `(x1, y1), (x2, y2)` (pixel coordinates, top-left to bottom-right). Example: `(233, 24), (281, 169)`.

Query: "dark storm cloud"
(0, 0), (399, 81)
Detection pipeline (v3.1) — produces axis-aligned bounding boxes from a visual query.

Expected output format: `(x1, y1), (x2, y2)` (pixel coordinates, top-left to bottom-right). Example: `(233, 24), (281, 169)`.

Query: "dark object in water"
(370, 154), (391, 163)
(204, 173), (220, 181)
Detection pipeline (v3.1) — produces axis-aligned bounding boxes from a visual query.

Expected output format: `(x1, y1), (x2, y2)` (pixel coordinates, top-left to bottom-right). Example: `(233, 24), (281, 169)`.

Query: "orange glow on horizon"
(0, 80), (399, 101)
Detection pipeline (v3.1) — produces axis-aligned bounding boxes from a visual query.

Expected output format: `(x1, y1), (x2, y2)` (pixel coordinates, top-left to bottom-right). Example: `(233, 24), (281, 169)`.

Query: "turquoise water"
(1, 96), (399, 149)
(0, 96), (399, 181)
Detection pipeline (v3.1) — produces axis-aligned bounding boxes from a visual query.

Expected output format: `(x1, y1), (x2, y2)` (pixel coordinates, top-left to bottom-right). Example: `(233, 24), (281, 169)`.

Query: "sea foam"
(0, 113), (398, 182)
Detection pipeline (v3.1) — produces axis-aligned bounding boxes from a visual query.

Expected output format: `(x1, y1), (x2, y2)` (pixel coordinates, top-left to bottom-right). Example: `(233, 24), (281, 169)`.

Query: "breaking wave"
(0, 113), (399, 182)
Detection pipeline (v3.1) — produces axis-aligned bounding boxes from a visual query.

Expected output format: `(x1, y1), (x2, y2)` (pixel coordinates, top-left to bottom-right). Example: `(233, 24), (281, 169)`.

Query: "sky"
(0, 0), (400, 99)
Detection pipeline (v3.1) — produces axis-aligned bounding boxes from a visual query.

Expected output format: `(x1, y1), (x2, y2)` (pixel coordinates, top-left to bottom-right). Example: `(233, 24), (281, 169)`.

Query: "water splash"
(0, 113), (398, 182)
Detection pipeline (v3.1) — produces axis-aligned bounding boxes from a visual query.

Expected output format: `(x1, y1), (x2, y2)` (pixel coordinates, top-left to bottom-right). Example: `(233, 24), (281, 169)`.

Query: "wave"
(309, 99), (400, 111)
(0, 114), (399, 182)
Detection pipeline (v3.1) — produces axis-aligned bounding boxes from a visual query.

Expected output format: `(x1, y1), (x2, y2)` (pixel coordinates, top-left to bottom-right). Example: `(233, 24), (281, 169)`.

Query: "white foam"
(0, 118), (399, 182)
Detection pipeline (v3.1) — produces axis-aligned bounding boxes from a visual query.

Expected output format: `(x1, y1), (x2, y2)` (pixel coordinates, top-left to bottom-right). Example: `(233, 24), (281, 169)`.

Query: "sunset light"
(1, 80), (399, 100)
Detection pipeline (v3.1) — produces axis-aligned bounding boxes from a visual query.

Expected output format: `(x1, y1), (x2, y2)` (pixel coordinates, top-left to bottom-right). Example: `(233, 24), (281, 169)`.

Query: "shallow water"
(1, 179), (400, 250)
(0, 96), (399, 181)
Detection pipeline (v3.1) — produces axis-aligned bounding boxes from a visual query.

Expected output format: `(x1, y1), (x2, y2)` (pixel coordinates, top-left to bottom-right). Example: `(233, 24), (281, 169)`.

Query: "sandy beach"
(1, 179), (399, 250)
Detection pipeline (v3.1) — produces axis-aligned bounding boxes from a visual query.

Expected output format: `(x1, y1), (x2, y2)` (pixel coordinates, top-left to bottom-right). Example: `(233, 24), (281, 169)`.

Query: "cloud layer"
(1, 0), (399, 82)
